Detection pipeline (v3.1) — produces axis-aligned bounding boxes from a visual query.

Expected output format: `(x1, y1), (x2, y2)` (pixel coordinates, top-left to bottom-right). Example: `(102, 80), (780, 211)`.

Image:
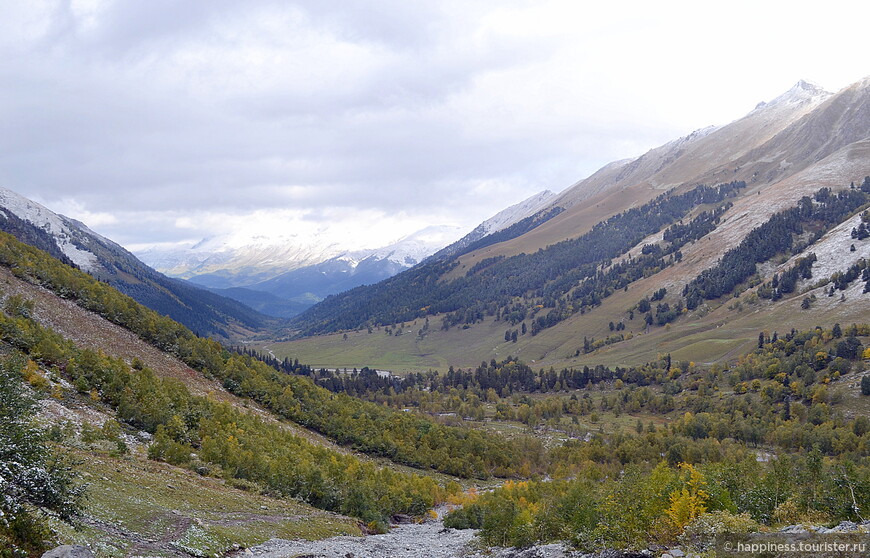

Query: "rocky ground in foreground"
(229, 518), (870, 558)
(47, 517), (870, 558)
(230, 518), (645, 558)
(230, 520), (476, 558)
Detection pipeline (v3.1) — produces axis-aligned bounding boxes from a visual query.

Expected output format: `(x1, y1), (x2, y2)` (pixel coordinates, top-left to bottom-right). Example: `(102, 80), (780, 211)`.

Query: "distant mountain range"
(137, 225), (463, 289)
(199, 239), (434, 319)
(0, 187), (275, 339)
(136, 191), (560, 317)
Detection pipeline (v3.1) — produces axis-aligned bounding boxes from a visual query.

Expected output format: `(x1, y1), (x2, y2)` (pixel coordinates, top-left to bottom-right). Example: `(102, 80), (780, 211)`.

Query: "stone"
(41, 546), (95, 558)
(830, 521), (858, 532)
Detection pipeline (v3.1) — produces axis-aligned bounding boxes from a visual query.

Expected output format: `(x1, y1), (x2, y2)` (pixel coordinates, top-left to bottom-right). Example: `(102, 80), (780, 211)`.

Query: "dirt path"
(78, 512), (193, 558)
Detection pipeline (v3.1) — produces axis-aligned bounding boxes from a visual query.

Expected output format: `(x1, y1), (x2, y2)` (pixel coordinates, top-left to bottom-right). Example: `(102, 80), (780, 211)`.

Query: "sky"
(1, 0), (868, 254)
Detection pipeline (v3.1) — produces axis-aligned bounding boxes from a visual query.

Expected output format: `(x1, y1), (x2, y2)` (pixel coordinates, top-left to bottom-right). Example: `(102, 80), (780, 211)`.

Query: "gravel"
(234, 521), (477, 558)
(232, 517), (588, 558)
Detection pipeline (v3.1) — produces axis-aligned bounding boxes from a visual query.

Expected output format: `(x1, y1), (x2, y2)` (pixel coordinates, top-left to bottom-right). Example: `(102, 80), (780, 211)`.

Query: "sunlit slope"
(452, 80), (839, 267)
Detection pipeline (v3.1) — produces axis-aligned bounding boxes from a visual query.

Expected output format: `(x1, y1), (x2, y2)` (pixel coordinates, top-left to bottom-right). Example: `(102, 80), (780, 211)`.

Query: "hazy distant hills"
(0, 186), (275, 338)
(138, 191), (562, 318)
(143, 225), (463, 289)
(282, 77), (870, 370)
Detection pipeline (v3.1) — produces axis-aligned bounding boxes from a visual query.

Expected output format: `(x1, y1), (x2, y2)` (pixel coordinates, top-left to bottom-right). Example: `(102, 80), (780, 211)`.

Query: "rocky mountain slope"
(454, 79), (836, 266)
(281, 77), (870, 371)
(0, 186), (275, 339)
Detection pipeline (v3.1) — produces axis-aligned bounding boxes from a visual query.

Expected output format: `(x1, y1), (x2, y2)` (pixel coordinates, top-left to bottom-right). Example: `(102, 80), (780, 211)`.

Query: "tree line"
(443, 323), (870, 549)
(0, 231), (539, 480)
(294, 181), (746, 335)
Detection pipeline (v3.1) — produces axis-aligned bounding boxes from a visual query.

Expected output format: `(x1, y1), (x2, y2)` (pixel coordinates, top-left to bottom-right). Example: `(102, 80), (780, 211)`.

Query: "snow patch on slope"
(0, 186), (99, 271)
(429, 190), (560, 261)
(659, 125), (720, 151)
(786, 212), (870, 286)
(476, 190), (557, 236)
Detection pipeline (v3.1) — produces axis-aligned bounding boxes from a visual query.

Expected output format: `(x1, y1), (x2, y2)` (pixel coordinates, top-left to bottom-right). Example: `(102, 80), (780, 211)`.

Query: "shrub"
(679, 510), (759, 551)
(0, 355), (84, 555)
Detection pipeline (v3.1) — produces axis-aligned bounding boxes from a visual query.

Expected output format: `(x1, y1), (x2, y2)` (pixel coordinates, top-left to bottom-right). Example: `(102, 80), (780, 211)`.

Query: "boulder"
(41, 546), (94, 558)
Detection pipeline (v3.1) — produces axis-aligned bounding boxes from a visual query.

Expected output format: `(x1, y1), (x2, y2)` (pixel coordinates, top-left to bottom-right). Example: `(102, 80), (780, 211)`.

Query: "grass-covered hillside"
(0, 231), (535, 556)
(274, 180), (870, 373)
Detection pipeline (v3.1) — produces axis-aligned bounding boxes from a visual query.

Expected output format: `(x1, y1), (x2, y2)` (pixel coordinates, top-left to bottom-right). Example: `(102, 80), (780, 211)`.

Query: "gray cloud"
(1, 0), (867, 249)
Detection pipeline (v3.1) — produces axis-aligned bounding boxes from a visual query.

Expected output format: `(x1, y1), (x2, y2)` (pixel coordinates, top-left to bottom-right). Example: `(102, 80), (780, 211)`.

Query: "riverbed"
(232, 518), (579, 558)
(232, 519), (476, 558)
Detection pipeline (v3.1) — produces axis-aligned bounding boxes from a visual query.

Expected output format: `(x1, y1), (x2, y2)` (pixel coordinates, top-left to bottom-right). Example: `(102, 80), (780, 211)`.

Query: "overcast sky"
(1, 0), (868, 253)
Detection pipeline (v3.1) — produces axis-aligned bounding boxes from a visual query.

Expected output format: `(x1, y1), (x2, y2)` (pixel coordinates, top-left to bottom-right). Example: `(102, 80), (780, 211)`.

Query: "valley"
(2, 198), (870, 556)
(1, 75), (869, 558)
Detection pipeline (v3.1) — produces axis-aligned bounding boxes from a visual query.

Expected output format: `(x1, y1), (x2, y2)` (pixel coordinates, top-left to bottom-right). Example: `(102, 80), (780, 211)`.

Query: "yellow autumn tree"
(665, 463), (709, 533)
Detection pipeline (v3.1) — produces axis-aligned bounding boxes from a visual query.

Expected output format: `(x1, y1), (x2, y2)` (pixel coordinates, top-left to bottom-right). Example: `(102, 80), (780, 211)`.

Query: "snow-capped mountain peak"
(333, 225), (465, 269)
(754, 80), (831, 111)
(137, 222), (466, 289)
(774, 79), (829, 103)
(0, 186), (101, 271)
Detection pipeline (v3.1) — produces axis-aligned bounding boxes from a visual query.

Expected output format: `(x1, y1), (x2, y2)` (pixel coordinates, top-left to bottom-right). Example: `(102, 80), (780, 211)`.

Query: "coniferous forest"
(295, 181), (747, 335)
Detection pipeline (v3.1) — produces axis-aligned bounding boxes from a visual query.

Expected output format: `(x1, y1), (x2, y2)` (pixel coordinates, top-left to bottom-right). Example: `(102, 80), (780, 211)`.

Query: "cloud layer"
(1, 0), (868, 250)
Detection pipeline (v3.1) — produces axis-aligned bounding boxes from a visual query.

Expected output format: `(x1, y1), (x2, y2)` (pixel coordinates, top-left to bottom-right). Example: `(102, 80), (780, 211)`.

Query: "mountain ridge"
(279, 76), (870, 372)
(429, 190), (558, 261)
(0, 186), (275, 338)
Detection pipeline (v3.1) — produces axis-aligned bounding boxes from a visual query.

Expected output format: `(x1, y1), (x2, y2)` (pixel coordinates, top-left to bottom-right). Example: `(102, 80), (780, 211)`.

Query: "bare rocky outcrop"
(41, 546), (95, 558)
